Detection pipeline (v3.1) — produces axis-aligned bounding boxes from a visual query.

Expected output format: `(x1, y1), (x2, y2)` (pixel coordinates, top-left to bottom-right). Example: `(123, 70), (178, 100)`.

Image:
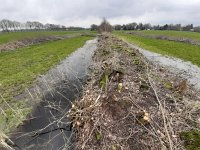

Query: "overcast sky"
(0, 0), (200, 27)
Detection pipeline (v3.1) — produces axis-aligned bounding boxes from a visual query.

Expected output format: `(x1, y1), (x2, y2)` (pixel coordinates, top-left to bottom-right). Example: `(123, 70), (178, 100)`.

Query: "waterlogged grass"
(134, 30), (200, 42)
(0, 35), (93, 132)
(114, 31), (200, 67)
(0, 30), (86, 45)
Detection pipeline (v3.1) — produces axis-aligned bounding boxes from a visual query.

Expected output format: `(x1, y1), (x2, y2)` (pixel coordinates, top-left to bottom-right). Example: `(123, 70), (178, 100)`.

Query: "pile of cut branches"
(68, 34), (200, 150)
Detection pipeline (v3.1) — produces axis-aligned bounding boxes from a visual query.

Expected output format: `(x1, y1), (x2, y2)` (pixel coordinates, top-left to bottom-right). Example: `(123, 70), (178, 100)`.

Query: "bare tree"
(12, 21), (21, 31)
(0, 20), (5, 31)
(26, 21), (34, 30)
(32, 21), (44, 30)
(98, 18), (112, 33)
(0, 19), (12, 32)
(0, 19), (66, 32)
(113, 24), (122, 30)
(194, 26), (200, 32)
(90, 24), (98, 31)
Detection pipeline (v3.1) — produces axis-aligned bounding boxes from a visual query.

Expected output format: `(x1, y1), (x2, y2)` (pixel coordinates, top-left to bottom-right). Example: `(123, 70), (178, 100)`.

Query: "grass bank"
(0, 30), (91, 45)
(114, 31), (200, 67)
(0, 35), (93, 133)
(134, 30), (200, 42)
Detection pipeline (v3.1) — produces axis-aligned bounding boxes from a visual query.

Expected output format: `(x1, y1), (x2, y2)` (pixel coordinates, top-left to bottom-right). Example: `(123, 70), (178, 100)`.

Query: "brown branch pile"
(68, 34), (200, 150)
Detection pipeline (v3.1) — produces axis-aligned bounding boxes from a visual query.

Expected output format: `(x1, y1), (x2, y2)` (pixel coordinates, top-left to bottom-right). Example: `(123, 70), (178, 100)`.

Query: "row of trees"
(113, 23), (197, 32)
(91, 21), (200, 33)
(0, 19), (67, 32)
(2, 19), (200, 33)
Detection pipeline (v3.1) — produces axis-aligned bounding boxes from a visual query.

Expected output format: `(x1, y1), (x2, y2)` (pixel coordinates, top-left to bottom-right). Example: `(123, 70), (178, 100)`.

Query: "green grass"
(0, 30), (86, 45)
(134, 30), (200, 42)
(181, 130), (200, 150)
(114, 31), (200, 67)
(0, 35), (93, 132)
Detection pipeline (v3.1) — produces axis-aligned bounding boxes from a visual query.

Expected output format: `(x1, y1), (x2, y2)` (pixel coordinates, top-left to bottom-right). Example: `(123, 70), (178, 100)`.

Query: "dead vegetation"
(0, 132), (15, 150)
(0, 34), (80, 52)
(68, 34), (200, 149)
(98, 18), (112, 33)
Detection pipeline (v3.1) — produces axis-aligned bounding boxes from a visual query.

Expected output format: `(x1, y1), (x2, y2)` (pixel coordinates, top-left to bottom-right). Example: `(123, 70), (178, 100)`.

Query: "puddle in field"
(10, 39), (97, 150)
(128, 43), (200, 91)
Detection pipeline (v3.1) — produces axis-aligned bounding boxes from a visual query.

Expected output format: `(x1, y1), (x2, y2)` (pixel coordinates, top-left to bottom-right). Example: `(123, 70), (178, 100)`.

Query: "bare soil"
(68, 34), (200, 149)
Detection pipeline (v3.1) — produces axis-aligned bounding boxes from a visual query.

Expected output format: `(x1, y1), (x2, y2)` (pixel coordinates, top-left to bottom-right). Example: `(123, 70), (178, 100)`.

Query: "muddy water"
(128, 43), (200, 91)
(11, 39), (97, 150)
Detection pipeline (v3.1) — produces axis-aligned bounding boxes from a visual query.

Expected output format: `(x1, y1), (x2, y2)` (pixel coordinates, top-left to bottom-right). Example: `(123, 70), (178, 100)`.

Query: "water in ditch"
(128, 43), (200, 91)
(10, 39), (97, 150)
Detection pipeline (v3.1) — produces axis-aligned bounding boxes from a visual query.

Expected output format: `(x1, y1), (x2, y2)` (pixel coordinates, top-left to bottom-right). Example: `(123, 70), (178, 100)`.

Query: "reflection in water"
(11, 39), (97, 150)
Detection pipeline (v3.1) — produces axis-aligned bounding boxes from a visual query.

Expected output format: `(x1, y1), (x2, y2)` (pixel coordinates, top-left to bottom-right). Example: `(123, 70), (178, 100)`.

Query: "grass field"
(133, 30), (200, 41)
(114, 31), (200, 67)
(0, 35), (93, 132)
(0, 30), (91, 45)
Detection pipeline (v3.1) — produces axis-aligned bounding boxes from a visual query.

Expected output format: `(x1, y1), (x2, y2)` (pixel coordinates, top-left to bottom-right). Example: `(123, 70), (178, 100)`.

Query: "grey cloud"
(0, 0), (200, 27)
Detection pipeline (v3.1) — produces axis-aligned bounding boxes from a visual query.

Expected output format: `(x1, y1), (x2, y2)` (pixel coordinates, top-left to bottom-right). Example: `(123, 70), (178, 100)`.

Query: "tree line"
(0, 19), (67, 32)
(91, 22), (200, 33)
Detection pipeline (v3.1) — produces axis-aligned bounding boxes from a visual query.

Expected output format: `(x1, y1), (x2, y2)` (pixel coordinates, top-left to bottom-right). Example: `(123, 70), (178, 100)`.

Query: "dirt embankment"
(68, 34), (200, 149)
(130, 32), (200, 46)
(0, 34), (79, 52)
